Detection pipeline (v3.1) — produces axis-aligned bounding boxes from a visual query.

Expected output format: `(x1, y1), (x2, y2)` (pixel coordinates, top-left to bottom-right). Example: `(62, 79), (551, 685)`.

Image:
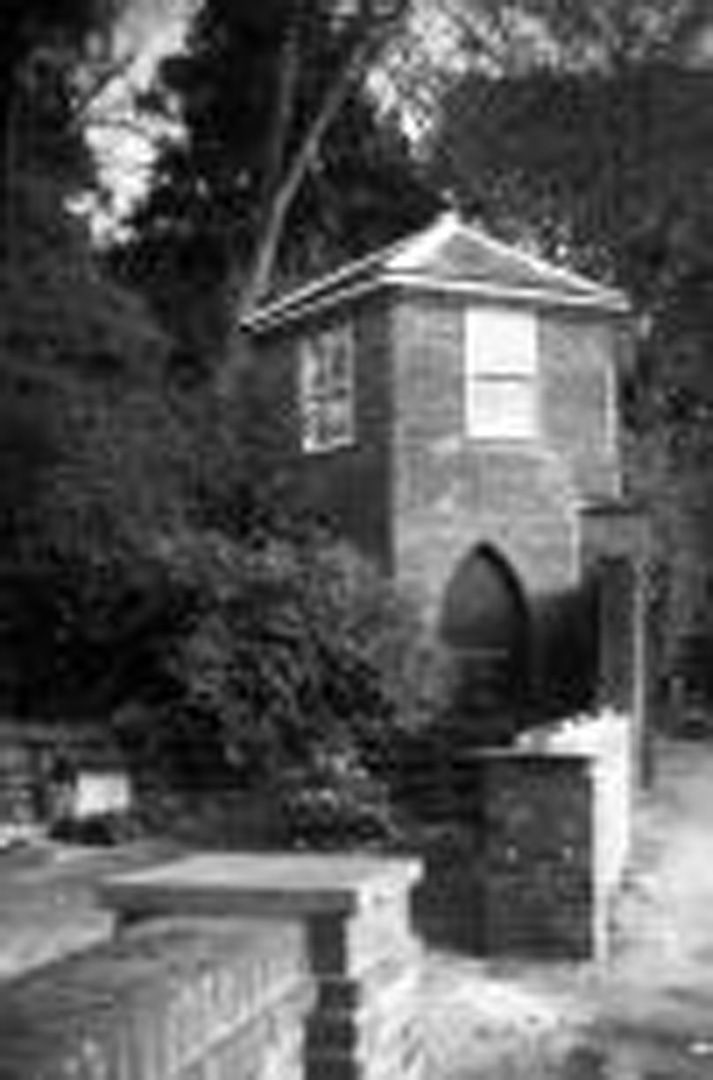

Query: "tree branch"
(236, 1), (410, 323)
(72, 52), (137, 123)
(256, 2), (305, 234)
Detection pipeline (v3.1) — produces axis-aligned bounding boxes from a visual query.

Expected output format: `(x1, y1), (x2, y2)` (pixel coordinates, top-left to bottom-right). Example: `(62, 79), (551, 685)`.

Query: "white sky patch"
(372, 2), (470, 141)
(81, 0), (196, 238)
(372, 1), (558, 142)
(82, 0), (560, 237)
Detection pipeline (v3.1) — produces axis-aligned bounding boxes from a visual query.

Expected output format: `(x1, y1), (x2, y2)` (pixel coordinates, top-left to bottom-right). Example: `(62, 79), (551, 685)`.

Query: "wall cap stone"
(100, 853), (423, 922)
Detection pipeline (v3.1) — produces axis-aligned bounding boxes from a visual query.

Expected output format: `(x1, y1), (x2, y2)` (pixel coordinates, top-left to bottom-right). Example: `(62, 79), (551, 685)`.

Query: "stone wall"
(101, 854), (424, 1080)
(475, 710), (633, 960)
(0, 854), (424, 1080)
(0, 918), (312, 1080)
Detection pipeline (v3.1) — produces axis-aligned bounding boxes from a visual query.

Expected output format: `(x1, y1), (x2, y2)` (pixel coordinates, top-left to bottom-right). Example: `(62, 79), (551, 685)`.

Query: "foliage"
(0, 168), (176, 714)
(0, 169), (169, 545)
(115, 0), (440, 368)
(112, 532), (435, 794)
(0, 0), (109, 141)
(428, 0), (711, 74)
(0, 10), (180, 716)
(278, 743), (401, 849)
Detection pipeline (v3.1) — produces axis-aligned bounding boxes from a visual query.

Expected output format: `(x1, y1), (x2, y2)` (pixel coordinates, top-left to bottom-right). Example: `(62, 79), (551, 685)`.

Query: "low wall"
(0, 853), (424, 1080)
(518, 709), (634, 902)
(475, 710), (634, 959)
(0, 918), (312, 1080)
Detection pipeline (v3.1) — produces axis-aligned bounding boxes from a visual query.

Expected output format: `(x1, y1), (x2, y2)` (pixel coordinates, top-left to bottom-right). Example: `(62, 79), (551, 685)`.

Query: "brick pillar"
(476, 751), (603, 960)
(596, 558), (635, 714)
(100, 852), (424, 1080)
(305, 893), (422, 1080)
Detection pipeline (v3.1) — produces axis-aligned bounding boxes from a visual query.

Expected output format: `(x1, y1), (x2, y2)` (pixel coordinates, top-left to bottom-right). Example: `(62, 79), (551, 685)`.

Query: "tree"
(0, 0), (189, 714)
(112, 531), (434, 789)
(115, 0), (440, 372)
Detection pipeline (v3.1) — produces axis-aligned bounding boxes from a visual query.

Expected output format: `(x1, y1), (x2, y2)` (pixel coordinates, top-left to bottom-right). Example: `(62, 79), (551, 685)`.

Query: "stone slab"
(100, 853), (423, 923)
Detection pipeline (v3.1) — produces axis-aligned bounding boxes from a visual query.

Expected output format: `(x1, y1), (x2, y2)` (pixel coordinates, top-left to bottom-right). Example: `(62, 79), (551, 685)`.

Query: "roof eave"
(243, 272), (630, 336)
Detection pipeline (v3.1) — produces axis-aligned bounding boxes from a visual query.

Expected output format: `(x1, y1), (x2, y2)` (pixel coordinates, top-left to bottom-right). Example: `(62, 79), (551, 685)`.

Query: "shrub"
(277, 740), (402, 850)
(113, 529), (435, 804)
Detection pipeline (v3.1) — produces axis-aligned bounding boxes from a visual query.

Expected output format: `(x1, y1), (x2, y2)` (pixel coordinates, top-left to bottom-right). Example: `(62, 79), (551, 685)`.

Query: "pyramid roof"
(244, 213), (629, 334)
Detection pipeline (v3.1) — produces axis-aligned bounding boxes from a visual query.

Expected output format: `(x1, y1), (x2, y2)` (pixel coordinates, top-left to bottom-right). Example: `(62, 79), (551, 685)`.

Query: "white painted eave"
(242, 213), (630, 337)
(244, 273), (629, 336)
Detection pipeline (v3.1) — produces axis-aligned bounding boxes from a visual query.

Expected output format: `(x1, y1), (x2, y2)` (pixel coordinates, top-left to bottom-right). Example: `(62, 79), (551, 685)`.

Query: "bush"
(278, 741), (402, 850)
(113, 529), (436, 804)
(49, 811), (144, 846)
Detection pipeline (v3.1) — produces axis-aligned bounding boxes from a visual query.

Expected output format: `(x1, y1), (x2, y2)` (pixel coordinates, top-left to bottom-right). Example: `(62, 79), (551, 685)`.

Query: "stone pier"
(100, 853), (424, 1080)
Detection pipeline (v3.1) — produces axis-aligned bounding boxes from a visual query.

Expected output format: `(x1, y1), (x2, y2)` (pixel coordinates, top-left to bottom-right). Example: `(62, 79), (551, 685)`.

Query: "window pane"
(322, 398), (353, 446)
(301, 400), (322, 453)
(327, 326), (353, 386)
(299, 322), (355, 453)
(467, 377), (537, 439)
(300, 339), (323, 398)
(466, 306), (537, 376)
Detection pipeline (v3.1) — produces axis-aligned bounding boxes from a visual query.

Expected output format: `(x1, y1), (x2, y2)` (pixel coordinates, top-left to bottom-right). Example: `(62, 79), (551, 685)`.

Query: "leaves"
(110, 531), (431, 788)
(115, 0), (438, 364)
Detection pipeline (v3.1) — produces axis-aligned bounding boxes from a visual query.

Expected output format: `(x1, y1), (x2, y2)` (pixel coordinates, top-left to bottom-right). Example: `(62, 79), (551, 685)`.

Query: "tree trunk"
(220, 1), (413, 388)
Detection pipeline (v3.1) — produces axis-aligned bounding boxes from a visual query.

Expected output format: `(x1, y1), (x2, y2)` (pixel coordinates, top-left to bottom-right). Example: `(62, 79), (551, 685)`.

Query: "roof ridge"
(458, 219), (624, 299)
(243, 213), (630, 334)
(386, 211), (461, 272)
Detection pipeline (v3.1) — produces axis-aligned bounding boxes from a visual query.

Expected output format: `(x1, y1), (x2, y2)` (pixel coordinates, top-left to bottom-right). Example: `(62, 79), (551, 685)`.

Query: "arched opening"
(440, 544), (531, 743)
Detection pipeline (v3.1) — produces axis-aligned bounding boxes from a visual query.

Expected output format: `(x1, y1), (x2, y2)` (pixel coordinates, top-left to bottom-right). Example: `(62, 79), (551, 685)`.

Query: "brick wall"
(249, 294), (394, 568)
(250, 286), (632, 623)
(0, 919), (313, 1080)
(100, 854), (425, 1080)
(390, 293), (627, 618)
(248, 287), (645, 741)
(0, 854), (425, 1080)
(540, 312), (623, 502)
(474, 710), (634, 960)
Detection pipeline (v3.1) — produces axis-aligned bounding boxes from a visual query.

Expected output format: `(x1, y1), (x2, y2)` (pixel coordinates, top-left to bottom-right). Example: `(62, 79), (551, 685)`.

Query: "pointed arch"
(440, 543), (532, 733)
(440, 542), (530, 652)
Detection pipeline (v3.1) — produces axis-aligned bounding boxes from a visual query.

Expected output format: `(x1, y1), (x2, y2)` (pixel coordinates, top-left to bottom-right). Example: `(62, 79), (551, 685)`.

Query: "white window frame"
(299, 321), (355, 454)
(465, 305), (539, 442)
(604, 353), (619, 455)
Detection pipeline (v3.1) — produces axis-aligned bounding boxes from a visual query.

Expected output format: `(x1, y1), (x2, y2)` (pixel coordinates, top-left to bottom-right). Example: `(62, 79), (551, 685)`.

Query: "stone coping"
(458, 747), (595, 761)
(100, 853), (423, 922)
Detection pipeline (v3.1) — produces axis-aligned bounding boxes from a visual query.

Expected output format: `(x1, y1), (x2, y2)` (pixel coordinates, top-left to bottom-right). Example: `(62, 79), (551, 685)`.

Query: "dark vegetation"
(3, 0), (713, 851)
(0, 0), (449, 849)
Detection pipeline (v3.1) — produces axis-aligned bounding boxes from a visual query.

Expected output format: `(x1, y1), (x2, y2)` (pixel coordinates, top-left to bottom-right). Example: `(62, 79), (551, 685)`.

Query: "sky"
(82, 0), (554, 234)
(83, 0), (196, 234)
(86, 0), (466, 232)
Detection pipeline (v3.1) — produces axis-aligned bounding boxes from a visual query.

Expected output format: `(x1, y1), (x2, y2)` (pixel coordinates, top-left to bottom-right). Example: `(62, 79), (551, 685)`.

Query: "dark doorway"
(440, 545), (531, 743)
